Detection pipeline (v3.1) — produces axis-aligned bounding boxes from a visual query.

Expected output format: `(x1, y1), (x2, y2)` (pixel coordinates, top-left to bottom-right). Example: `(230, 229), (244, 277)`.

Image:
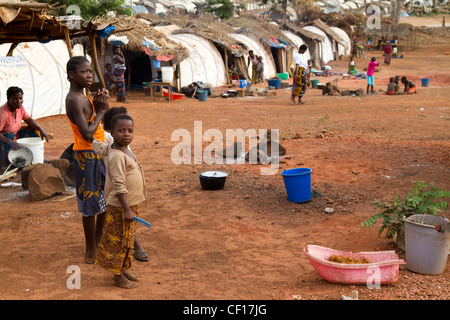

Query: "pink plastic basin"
(304, 245), (405, 284)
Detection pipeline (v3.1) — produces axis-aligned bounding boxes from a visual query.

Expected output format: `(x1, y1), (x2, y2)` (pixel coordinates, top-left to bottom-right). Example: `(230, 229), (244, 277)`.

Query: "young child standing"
(101, 107), (149, 263)
(256, 56), (264, 84)
(93, 114), (147, 289)
(366, 57), (380, 95)
(65, 56), (108, 264)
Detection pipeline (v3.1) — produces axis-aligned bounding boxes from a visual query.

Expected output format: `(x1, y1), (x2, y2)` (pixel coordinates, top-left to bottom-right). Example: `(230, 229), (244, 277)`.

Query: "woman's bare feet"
(114, 271), (139, 289)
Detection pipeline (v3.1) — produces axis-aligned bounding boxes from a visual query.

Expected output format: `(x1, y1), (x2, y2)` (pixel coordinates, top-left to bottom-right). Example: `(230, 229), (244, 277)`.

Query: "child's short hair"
(401, 76), (407, 82)
(66, 56), (89, 79)
(389, 77), (394, 82)
(103, 107), (128, 132)
(110, 114), (133, 131)
(371, 57), (376, 62)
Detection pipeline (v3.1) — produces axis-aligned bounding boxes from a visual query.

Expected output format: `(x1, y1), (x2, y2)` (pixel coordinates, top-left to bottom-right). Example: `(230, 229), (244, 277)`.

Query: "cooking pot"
(199, 171), (228, 190)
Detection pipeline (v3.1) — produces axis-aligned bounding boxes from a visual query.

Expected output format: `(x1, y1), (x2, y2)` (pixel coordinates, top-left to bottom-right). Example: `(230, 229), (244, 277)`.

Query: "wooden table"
(149, 81), (172, 102)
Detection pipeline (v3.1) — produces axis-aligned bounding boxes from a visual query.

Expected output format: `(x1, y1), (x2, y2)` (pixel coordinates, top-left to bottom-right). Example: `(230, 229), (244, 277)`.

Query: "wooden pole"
(100, 38), (106, 79)
(224, 49), (230, 84)
(89, 33), (105, 89)
(177, 63), (181, 91)
(64, 27), (73, 58)
(0, 3), (50, 9)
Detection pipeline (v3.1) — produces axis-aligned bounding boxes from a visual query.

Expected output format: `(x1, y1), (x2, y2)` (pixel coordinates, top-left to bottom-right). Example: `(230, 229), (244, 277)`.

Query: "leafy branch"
(361, 181), (449, 239)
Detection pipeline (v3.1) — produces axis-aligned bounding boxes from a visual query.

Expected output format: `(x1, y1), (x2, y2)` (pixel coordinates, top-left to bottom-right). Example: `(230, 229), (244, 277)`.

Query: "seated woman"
(348, 57), (356, 76)
(321, 62), (332, 77)
(0, 86), (49, 169)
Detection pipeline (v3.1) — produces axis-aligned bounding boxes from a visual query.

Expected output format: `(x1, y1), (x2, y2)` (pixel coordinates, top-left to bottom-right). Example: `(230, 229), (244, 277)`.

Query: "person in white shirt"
(291, 44), (308, 104)
(247, 50), (259, 84)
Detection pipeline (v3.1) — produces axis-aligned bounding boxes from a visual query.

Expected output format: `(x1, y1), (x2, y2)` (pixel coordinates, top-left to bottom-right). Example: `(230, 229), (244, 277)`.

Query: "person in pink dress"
(366, 57), (380, 95)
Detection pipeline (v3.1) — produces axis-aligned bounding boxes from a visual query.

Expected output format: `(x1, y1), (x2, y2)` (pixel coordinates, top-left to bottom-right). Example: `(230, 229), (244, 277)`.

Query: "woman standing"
(247, 50), (259, 84)
(290, 44), (308, 105)
(384, 42), (392, 65)
(112, 46), (128, 103)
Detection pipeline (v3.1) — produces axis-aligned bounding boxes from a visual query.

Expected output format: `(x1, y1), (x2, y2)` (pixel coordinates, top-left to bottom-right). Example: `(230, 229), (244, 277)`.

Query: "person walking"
(290, 44), (308, 105)
(112, 46), (128, 103)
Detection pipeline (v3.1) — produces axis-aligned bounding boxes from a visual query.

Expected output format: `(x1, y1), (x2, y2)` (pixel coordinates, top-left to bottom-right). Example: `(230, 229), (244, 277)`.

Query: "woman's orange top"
(68, 95), (104, 151)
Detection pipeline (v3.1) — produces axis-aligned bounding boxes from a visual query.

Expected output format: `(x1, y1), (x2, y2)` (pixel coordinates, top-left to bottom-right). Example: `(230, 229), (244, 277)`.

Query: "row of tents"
(91, 13), (352, 93)
(0, 2), (352, 120)
(316, 0), (449, 15)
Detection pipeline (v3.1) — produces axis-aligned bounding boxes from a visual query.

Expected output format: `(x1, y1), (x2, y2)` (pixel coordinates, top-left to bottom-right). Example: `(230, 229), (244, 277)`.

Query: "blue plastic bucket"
(281, 168), (312, 203)
(239, 79), (247, 88)
(421, 78), (429, 87)
(152, 59), (160, 68)
(198, 90), (208, 101)
(267, 78), (282, 89)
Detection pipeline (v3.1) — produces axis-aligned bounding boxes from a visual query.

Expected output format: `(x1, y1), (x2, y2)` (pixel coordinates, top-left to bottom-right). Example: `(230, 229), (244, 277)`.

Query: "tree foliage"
(205, 0), (235, 20)
(259, 0), (297, 22)
(37, 0), (132, 21)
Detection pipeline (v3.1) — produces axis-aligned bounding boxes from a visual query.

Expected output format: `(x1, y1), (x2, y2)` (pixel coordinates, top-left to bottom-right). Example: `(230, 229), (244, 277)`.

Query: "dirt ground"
(0, 17), (449, 301)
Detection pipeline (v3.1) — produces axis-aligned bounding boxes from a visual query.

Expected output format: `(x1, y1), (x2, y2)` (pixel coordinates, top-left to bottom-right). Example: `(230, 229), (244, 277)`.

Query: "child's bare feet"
(114, 272), (139, 289)
(123, 270), (140, 282)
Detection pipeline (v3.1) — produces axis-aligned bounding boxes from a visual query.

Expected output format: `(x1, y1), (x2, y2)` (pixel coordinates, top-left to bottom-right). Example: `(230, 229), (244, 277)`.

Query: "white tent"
(228, 33), (277, 80)
(286, 7), (298, 21)
(345, 1), (359, 9)
(303, 26), (335, 64)
(330, 27), (351, 56)
(0, 40), (83, 120)
(141, 0), (168, 15)
(282, 31), (312, 63)
(167, 33), (227, 87)
(339, 3), (352, 10)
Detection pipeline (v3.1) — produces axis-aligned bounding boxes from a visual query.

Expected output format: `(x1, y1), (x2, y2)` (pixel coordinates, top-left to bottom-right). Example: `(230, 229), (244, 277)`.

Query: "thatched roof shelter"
(280, 22), (325, 67)
(138, 13), (247, 57)
(137, 13), (252, 83)
(281, 22), (325, 42)
(0, 1), (86, 46)
(310, 19), (347, 48)
(76, 15), (189, 62)
(72, 14), (190, 89)
(228, 14), (294, 49)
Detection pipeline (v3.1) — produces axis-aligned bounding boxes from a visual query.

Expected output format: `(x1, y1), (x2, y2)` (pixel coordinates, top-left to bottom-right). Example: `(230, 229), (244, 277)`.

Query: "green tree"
(205, 0), (235, 20)
(259, 0), (297, 22)
(37, 0), (131, 20)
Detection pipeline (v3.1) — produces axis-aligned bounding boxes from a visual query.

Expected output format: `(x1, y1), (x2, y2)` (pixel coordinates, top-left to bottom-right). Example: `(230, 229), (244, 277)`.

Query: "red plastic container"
(163, 89), (184, 100)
